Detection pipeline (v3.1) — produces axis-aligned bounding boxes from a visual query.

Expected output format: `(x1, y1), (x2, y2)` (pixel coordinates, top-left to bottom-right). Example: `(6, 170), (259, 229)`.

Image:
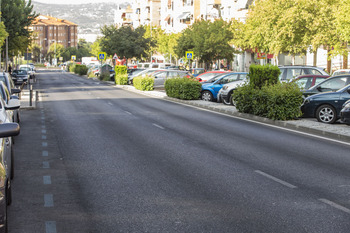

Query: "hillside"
(32, 1), (130, 34)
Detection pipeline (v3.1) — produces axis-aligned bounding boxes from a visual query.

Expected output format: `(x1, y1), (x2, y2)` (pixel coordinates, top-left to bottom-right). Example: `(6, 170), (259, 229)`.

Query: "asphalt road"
(8, 70), (350, 233)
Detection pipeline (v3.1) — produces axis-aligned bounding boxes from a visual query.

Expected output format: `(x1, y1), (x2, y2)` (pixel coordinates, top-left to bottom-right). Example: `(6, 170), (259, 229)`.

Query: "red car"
(196, 71), (227, 82)
(293, 74), (329, 90)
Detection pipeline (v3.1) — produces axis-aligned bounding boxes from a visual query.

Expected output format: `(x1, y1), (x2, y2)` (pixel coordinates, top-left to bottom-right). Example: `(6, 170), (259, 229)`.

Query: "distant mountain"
(32, 1), (131, 34)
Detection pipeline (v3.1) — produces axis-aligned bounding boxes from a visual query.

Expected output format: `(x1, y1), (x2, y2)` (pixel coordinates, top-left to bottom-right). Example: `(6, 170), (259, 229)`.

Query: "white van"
(137, 63), (174, 69)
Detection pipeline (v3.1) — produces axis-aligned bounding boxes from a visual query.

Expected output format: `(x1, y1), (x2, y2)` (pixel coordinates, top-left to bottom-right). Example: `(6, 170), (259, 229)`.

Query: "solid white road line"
(319, 198), (350, 214)
(255, 170), (297, 189)
(124, 111), (132, 115)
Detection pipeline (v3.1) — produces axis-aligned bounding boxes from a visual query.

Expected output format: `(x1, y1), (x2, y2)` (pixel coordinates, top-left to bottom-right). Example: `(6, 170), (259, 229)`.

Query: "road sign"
(113, 53), (118, 60)
(71, 55), (76, 61)
(186, 51), (193, 59)
(98, 52), (107, 61)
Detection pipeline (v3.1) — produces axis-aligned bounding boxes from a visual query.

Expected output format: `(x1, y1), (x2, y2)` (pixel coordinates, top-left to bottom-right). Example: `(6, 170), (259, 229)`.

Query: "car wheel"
(316, 104), (337, 124)
(201, 91), (213, 101)
(229, 95), (236, 106)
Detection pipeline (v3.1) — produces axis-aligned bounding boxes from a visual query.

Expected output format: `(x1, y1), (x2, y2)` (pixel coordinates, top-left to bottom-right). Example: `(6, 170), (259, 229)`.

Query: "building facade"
(31, 15), (78, 55)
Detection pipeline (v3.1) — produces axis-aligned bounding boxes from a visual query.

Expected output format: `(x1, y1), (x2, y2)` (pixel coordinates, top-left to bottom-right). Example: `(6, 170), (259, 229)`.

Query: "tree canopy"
(1, 0), (38, 55)
(100, 25), (152, 60)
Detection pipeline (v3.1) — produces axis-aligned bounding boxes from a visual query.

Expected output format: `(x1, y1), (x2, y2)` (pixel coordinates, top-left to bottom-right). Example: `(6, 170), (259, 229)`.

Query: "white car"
(217, 75), (248, 105)
(19, 65), (35, 79)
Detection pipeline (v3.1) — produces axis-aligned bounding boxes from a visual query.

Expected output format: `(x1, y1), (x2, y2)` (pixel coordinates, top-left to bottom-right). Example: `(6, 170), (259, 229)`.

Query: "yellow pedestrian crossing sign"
(71, 55), (76, 61)
(186, 51), (193, 59)
(98, 52), (107, 61)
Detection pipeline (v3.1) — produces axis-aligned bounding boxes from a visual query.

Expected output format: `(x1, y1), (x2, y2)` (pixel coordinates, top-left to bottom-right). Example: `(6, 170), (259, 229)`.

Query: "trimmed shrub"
(133, 76), (154, 91)
(233, 82), (303, 120)
(115, 74), (128, 85)
(74, 64), (88, 75)
(249, 64), (280, 89)
(68, 63), (76, 73)
(165, 77), (202, 100)
(114, 65), (128, 85)
(100, 73), (111, 81)
(115, 65), (127, 75)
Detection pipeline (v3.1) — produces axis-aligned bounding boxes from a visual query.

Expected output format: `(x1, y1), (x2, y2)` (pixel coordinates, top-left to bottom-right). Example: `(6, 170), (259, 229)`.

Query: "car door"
(212, 74), (240, 96)
(153, 71), (167, 87)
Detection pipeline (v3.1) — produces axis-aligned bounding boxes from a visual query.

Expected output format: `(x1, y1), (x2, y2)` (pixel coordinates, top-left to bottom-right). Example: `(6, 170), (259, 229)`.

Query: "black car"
(11, 70), (29, 85)
(340, 99), (350, 125)
(301, 84), (350, 124)
(303, 75), (350, 97)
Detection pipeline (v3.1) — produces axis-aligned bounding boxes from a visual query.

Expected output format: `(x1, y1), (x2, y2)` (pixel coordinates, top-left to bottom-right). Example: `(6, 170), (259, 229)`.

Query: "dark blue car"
(301, 84), (350, 124)
(201, 72), (248, 101)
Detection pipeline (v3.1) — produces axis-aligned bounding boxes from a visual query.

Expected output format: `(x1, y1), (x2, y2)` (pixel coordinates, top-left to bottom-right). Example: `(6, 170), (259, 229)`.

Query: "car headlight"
(303, 98), (311, 105)
(342, 102), (350, 110)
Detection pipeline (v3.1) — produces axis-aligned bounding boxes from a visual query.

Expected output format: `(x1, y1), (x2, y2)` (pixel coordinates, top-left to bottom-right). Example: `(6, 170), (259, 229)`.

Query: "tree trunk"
(343, 43), (348, 69)
(313, 49), (317, 66)
(327, 47), (332, 74)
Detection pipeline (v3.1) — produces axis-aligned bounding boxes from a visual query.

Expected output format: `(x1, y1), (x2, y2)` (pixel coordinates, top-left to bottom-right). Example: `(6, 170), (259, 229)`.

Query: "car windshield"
(206, 73), (227, 83)
(14, 70), (27, 75)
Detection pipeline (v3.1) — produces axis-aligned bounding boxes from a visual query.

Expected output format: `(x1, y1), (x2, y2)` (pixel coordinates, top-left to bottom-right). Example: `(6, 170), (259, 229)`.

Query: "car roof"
(296, 74), (329, 78)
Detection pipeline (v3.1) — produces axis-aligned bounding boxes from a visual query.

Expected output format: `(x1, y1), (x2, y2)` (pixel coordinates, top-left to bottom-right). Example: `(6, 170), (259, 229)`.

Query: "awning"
(178, 12), (190, 20)
(164, 14), (171, 21)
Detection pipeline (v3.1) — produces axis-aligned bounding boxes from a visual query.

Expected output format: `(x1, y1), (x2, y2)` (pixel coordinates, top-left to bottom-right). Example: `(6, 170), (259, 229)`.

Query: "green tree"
(100, 25), (153, 60)
(157, 32), (180, 63)
(90, 39), (101, 57)
(1, 0), (38, 55)
(175, 20), (234, 68)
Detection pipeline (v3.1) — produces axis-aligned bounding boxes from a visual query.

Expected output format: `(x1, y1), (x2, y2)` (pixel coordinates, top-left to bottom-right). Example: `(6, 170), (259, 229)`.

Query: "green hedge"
(165, 77), (202, 100)
(68, 63), (76, 73)
(74, 64), (88, 75)
(115, 65), (127, 75)
(115, 74), (128, 85)
(133, 76), (154, 91)
(233, 82), (303, 120)
(114, 65), (128, 85)
(249, 64), (280, 89)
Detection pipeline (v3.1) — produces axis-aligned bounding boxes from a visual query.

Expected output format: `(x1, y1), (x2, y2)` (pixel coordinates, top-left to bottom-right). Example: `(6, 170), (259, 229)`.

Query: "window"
(296, 77), (313, 90)
(320, 77), (347, 90)
(315, 77), (326, 86)
(309, 69), (323, 75)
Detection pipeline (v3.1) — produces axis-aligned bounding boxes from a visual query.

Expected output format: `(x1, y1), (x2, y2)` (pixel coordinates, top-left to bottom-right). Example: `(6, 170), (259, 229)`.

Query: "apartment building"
(31, 15), (78, 54)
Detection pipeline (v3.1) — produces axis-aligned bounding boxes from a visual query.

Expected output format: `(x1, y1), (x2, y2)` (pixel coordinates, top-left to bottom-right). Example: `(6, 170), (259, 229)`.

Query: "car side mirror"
(347, 87), (350, 94)
(6, 99), (20, 110)
(0, 123), (20, 138)
(317, 86), (322, 91)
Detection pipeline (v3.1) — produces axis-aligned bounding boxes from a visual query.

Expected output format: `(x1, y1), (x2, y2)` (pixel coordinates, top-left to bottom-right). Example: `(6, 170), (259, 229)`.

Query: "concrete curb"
(114, 84), (350, 143)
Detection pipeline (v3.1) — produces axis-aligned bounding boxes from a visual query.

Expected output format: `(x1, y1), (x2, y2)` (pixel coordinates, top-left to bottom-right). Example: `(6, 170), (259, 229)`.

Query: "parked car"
(332, 69), (350, 76)
(11, 70), (29, 85)
(292, 74), (329, 90)
(0, 121), (20, 232)
(278, 65), (329, 81)
(151, 70), (192, 88)
(128, 68), (165, 85)
(0, 72), (20, 97)
(217, 73), (249, 105)
(165, 65), (187, 71)
(19, 65), (35, 79)
(301, 84), (350, 124)
(303, 75), (350, 97)
(340, 99), (350, 125)
(0, 81), (20, 123)
(190, 68), (206, 77)
(196, 71), (227, 82)
(201, 72), (246, 101)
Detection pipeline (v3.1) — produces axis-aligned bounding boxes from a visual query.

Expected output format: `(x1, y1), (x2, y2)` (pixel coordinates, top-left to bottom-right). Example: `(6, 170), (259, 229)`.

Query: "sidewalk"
(116, 84), (350, 143)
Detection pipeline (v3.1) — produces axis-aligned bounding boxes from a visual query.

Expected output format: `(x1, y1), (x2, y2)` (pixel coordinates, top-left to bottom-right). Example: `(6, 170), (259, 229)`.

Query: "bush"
(249, 64), (280, 89)
(68, 63), (76, 73)
(133, 76), (154, 91)
(74, 64), (88, 75)
(115, 65), (127, 75)
(115, 74), (128, 85)
(233, 82), (303, 120)
(99, 73), (111, 81)
(114, 65), (128, 85)
(165, 77), (202, 100)
(88, 71), (96, 78)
